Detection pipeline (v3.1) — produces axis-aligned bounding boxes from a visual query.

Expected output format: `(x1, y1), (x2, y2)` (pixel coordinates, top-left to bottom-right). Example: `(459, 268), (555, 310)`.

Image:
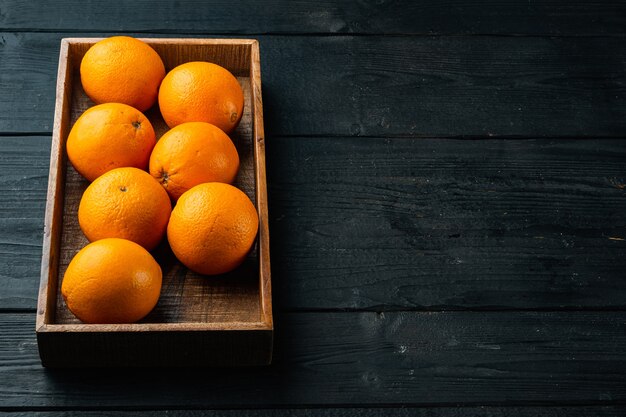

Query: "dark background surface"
(2, 1), (626, 415)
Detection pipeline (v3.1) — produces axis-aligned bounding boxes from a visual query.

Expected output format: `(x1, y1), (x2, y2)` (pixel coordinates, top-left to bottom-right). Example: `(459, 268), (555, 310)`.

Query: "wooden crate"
(36, 38), (272, 367)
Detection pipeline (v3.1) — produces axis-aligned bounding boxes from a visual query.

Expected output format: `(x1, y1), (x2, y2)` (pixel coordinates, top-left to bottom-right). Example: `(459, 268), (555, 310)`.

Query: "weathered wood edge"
(37, 321), (272, 333)
(36, 38), (71, 333)
(58, 37), (258, 45)
(251, 40), (274, 334)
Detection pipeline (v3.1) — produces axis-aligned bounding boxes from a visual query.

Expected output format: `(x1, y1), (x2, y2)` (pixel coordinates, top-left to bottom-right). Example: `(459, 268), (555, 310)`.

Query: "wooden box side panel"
(37, 328), (273, 367)
(67, 38), (253, 75)
(250, 41), (273, 328)
(37, 39), (74, 329)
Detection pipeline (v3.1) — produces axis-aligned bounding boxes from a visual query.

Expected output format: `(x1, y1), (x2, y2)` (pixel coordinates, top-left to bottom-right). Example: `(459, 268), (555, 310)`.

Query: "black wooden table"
(2, 1), (626, 415)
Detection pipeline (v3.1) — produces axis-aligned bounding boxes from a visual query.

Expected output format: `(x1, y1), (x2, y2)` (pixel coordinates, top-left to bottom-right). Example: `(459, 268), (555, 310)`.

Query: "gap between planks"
(5, 132), (626, 141)
(3, 28), (626, 38)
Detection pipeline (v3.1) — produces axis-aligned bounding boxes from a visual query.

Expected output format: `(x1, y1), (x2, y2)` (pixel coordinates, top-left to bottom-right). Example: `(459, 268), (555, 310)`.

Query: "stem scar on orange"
(78, 168), (172, 250)
(67, 103), (156, 182)
(78, 167), (172, 251)
(158, 61), (244, 134)
(149, 122), (240, 201)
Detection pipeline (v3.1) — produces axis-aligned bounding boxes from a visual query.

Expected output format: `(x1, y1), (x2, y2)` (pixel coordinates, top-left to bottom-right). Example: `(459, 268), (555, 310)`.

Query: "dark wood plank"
(1, 408), (625, 417)
(1, 1), (625, 36)
(0, 136), (49, 310)
(268, 137), (626, 310)
(3, 136), (626, 311)
(2, 311), (626, 407)
(2, 33), (626, 137)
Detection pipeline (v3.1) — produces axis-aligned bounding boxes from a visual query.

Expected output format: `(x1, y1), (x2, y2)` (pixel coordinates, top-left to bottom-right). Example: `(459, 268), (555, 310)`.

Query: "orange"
(158, 61), (244, 133)
(80, 36), (165, 111)
(67, 103), (156, 182)
(149, 122), (239, 201)
(78, 167), (172, 251)
(167, 182), (259, 275)
(61, 238), (162, 324)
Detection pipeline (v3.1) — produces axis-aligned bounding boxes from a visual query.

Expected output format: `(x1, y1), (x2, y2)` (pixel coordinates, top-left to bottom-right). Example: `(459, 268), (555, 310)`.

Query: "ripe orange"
(61, 238), (162, 324)
(167, 182), (259, 275)
(78, 167), (172, 251)
(158, 61), (244, 133)
(67, 103), (156, 182)
(149, 122), (239, 201)
(80, 36), (165, 111)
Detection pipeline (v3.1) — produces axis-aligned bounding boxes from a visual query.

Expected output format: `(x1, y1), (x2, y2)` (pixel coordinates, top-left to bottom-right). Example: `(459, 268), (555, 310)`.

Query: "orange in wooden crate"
(36, 38), (272, 368)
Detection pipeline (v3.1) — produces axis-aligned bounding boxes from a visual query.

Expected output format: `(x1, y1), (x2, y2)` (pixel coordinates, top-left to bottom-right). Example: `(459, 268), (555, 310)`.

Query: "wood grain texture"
(37, 38), (71, 328)
(1, 0), (625, 36)
(267, 137), (626, 310)
(1, 408), (625, 417)
(250, 40), (274, 328)
(2, 33), (626, 137)
(3, 137), (626, 311)
(37, 325), (272, 368)
(0, 136), (49, 310)
(2, 311), (626, 407)
(2, 1), (625, 414)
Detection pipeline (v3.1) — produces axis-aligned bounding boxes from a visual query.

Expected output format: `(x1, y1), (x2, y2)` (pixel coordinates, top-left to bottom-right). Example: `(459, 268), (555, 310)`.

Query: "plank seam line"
(2, 29), (626, 38)
(2, 402), (626, 412)
(5, 132), (626, 140)
(5, 307), (626, 315)
(269, 133), (626, 140)
(282, 307), (626, 313)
